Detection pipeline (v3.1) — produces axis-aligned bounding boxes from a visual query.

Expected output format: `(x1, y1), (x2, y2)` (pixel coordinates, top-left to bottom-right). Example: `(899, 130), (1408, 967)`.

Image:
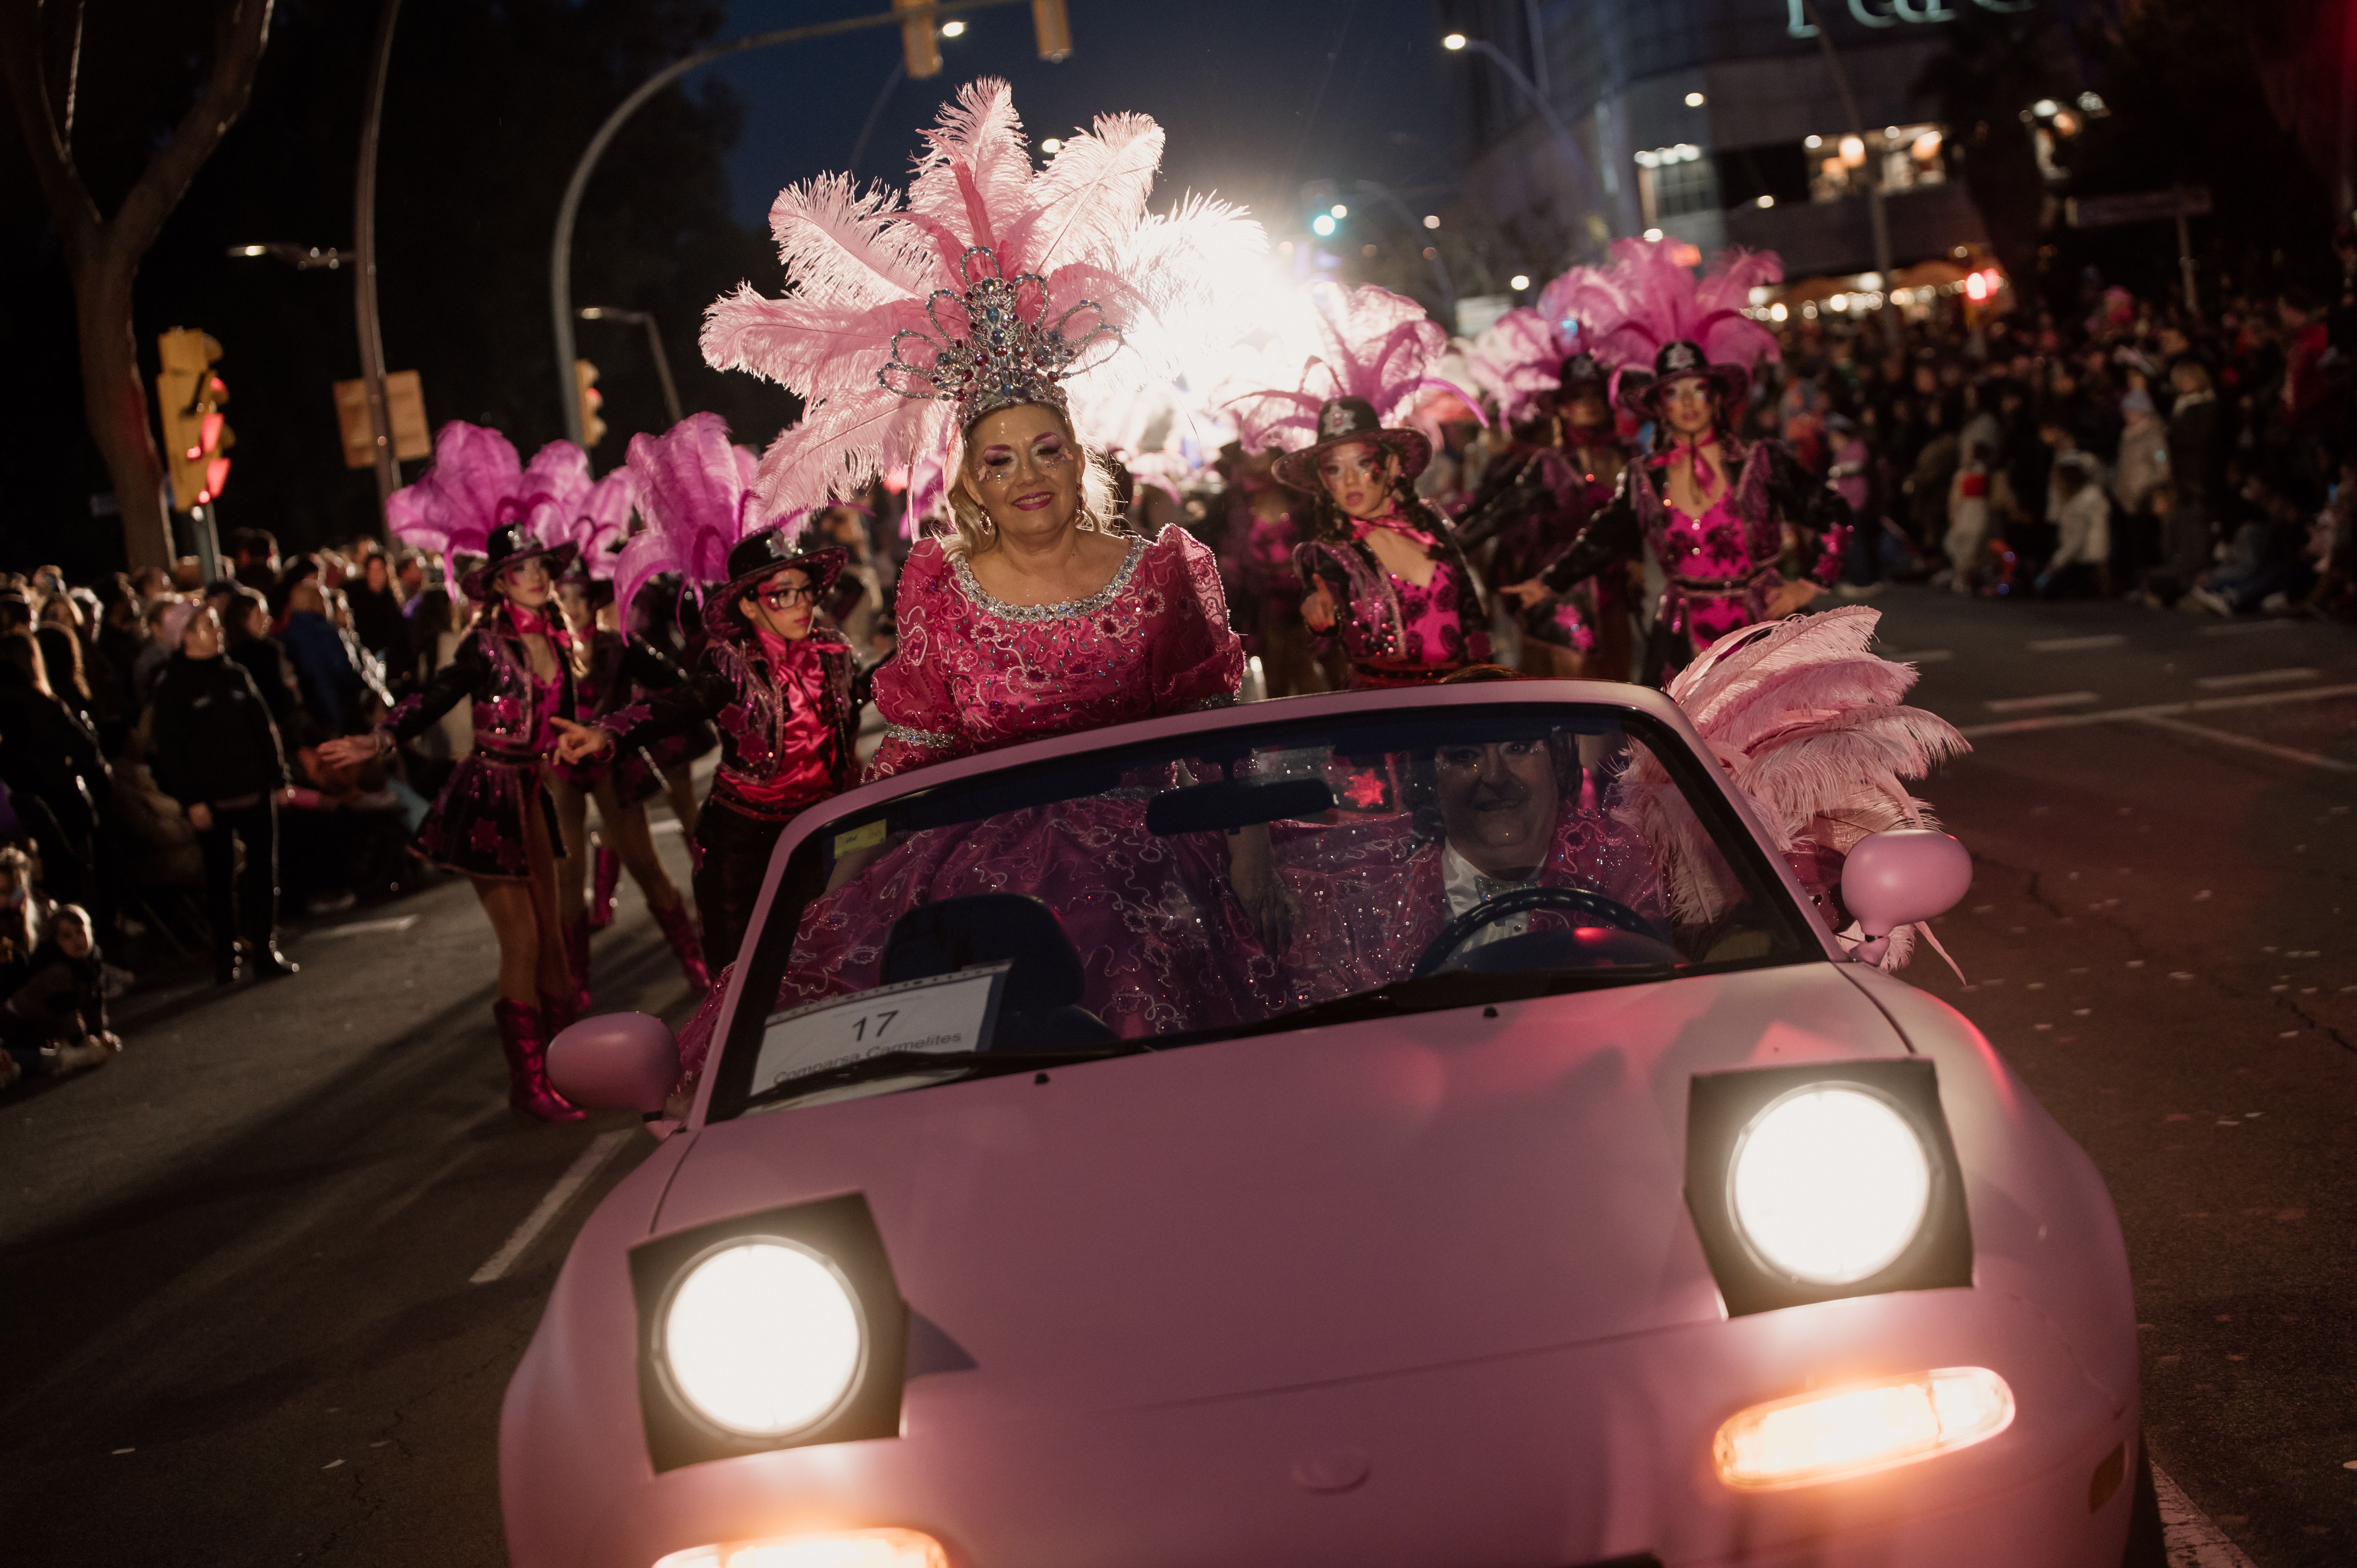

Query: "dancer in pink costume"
(649, 81), (1274, 1075)
(321, 422), (589, 1122)
(1501, 240), (1851, 684)
(556, 413), (862, 976)
(1228, 283), (1491, 689)
(543, 463), (711, 1011)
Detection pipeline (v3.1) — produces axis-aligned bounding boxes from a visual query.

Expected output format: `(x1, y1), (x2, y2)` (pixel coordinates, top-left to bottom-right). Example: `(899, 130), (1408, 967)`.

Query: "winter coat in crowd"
(2049, 484), (2114, 571)
(346, 583), (408, 665)
(280, 609), (374, 735)
(2111, 412), (2169, 516)
(2167, 391), (2227, 517)
(230, 633), (304, 739)
(0, 937), (106, 1046)
(148, 652), (292, 812)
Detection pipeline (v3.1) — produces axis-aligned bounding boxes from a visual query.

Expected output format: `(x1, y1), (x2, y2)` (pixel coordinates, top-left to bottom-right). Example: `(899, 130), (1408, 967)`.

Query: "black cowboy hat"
(1271, 396), (1432, 494)
(460, 519), (580, 600)
(703, 525), (847, 639)
(1613, 339), (1752, 426)
(1557, 351), (1609, 394)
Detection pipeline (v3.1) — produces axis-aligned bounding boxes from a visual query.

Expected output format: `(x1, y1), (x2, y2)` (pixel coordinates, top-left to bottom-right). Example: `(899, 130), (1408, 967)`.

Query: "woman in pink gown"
(663, 81), (1269, 1077)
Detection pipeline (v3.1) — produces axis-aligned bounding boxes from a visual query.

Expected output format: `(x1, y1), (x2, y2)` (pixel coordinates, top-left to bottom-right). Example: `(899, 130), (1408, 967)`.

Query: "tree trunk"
(74, 256), (173, 572)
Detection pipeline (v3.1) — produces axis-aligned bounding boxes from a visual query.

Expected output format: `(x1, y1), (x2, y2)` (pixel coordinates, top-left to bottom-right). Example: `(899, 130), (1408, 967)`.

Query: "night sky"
(708, 0), (1456, 240)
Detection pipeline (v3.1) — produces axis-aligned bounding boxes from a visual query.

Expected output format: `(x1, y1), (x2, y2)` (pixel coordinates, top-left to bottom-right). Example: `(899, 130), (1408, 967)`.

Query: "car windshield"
(707, 702), (1814, 1119)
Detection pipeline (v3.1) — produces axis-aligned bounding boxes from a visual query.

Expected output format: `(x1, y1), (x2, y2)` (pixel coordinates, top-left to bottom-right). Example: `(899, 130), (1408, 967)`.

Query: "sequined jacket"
(389, 622), (574, 758)
(1293, 517), (1491, 674)
(610, 631), (863, 816)
(1537, 436), (1852, 595)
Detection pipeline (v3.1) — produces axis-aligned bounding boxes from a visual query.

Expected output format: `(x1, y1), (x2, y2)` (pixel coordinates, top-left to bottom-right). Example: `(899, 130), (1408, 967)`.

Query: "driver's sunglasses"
(758, 584), (818, 609)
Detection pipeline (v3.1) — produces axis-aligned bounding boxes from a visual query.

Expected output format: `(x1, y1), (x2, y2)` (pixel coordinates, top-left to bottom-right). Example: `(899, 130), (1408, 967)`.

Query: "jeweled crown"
(878, 245), (1120, 427)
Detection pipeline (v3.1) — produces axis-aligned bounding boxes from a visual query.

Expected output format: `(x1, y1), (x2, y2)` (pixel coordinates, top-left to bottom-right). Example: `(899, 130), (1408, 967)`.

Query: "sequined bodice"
(868, 528), (1244, 779)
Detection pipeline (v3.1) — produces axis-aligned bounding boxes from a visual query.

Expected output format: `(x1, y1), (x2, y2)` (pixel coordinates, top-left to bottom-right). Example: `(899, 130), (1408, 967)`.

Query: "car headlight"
(659, 1240), (866, 1437)
(1729, 1085), (1931, 1284)
(1683, 1059), (1973, 1316)
(631, 1194), (908, 1471)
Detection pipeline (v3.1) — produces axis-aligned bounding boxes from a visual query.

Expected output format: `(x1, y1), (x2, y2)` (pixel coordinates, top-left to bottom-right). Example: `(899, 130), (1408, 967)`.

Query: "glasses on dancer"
(758, 583), (818, 609)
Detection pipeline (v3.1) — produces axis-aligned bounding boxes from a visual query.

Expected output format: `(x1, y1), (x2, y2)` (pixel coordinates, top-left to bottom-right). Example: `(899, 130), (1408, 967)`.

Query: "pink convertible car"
(506, 680), (2158, 1568)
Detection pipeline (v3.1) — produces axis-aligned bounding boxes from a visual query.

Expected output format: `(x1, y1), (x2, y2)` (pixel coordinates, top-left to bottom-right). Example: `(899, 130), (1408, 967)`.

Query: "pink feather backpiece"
(1547, 237), (1783, 374)
(387, 423), (592, 560)
(1616, 607), (1968, 968)
(615, 413), (769, 625)
(1466, 300), (1578, 427)
(704, 78), (1261, 523)
(1223, 282), (1468, 452)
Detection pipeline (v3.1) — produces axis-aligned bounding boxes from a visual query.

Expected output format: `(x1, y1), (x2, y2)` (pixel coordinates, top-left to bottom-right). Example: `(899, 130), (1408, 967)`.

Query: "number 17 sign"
(751, 962), (1012, 1098)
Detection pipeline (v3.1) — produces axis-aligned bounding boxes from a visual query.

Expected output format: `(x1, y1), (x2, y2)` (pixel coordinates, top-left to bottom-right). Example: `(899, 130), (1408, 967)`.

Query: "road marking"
(2191, 667), (2318, 691)
(650, 817), (683, 835)
(305, 915), (419, 939)
(2134, 713), (2357, 773)
(1958, 682), (2357, 737)
(470, 1130), (633, 1285)
(2152, 1464), (2259, 1567)
(1983, 690), (2101, 714)
(1894, 647), (1954, 664)
(2198, 619), (2300, 636)
(2027, 634), (2127, 652)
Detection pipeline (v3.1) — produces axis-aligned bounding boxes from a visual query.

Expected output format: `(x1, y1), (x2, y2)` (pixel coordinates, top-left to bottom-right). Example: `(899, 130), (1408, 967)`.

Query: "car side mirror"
(1841, 829), (1972, 950)
(548, 1012), (680, 1114)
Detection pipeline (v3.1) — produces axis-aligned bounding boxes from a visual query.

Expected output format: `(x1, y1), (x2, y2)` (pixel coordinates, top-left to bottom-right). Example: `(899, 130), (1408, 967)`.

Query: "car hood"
(654, 962), (1907, 1424)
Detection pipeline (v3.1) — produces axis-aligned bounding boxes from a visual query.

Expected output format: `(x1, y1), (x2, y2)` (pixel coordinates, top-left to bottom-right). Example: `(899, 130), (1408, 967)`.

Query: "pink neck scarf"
(1350, 514), (1440, 552)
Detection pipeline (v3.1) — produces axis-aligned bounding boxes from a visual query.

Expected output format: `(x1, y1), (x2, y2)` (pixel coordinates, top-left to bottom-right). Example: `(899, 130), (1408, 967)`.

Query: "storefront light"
(1804, 134), (1823, 150)
(1643, 227), (1664, 242)
(1838, 136), (1865, 167)
(1686, 91), (1707, 107)
(1828, 294), (1848, 312)
(1912, 130), (1942, 159)
(1755, 194), (1776, 209)
(1770, 302), (1788, 322)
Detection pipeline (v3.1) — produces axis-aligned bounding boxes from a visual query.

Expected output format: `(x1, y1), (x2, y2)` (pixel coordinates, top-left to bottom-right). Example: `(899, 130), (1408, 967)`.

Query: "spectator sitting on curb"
(0, 904), (118, 1088)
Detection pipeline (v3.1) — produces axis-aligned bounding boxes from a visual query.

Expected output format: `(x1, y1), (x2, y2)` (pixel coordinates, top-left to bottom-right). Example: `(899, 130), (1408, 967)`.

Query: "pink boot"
(494, 999), (584, 1123)
(652, 899), (712, 993)
(562, 917), (593, 1018)
(589, 841), (622, 930)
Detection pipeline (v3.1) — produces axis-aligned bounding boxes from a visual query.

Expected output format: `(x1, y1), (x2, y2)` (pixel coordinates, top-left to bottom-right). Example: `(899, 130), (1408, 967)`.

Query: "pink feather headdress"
(1548, 237), (1783, 375)
(386, 422), (589, 559)
(552, 466), (643, 582)
(612, 413), (770, 623)
(1221, 282), (1466, 453)
(703, 78), (1261, 522)
(1466, 274), (1589, 426)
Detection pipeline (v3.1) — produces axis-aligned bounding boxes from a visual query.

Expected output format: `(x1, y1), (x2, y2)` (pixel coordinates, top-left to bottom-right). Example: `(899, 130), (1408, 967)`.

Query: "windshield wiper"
(740, 1045), (1145, 1112)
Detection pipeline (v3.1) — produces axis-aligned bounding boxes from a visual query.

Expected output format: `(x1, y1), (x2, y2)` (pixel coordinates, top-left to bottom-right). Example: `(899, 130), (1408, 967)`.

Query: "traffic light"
(1032, 0), (1072, 60)
(156, 327), (232, 511)
(574, 358), (606, 449)
(894, 0), (940, 79)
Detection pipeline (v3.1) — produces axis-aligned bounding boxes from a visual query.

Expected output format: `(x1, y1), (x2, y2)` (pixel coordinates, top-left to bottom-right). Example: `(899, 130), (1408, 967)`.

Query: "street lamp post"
(579, 307), (685, 426)
(354, 0), (405, 525)
(1441, 32), (1604, 260)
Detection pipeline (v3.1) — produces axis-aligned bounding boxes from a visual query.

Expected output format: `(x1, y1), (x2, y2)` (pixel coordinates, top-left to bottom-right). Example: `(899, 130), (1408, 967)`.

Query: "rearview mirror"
(1841, 829), (1972, 942)
(548, 1012), (680, 1113)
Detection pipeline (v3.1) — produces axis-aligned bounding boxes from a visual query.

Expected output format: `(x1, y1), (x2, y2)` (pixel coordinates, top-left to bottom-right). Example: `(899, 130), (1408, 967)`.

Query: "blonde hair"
(943, 402), (1126, 559)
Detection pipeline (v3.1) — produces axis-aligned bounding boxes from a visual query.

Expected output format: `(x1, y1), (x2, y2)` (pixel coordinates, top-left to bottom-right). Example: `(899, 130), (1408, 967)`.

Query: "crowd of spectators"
(1727, 240), (2357, 622)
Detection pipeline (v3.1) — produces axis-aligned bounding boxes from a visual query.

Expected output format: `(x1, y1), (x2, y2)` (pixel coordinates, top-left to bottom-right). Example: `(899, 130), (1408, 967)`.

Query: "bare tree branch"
(111, 0), (276, 261)
(0, 0), (98, 253)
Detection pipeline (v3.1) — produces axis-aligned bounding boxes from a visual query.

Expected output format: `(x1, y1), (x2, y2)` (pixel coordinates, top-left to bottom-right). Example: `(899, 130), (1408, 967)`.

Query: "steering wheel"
(1411, 885), (1664, 979)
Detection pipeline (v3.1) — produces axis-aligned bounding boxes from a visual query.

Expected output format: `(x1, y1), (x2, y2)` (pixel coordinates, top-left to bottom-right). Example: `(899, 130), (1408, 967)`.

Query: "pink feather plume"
(1615, 607), (1969, 958)
(1224, 282), (1462, 452)
(615, 412), (766, 625)
(1546, 237), (1783, 375)
(387, 422), (592, 559)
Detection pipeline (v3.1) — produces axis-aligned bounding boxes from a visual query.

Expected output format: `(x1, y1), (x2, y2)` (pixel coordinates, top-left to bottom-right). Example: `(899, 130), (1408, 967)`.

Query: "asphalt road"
(2, 588), (2352, 1567)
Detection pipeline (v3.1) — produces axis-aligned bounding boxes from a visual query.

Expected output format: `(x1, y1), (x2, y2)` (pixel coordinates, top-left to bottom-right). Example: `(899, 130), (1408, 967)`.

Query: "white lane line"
(2135, 713), (2357, 773)
(2198, 619), (2300, 637)
(1983, 690), (2101, 714)
(305, 915), (419, 939)
(1958, 682), (2357, 737)
(2152, 1464), (2259, 1567)
(1893, 647), (1954, 664)
(470, 1130), (633, 1285)
(2191, 667), (2318, 692)
(2027, 634), (2127, 652)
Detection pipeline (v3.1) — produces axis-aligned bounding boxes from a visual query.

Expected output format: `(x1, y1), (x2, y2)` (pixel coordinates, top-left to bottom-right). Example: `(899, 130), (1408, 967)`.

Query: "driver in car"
(1274, 728), (1670, 1005)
